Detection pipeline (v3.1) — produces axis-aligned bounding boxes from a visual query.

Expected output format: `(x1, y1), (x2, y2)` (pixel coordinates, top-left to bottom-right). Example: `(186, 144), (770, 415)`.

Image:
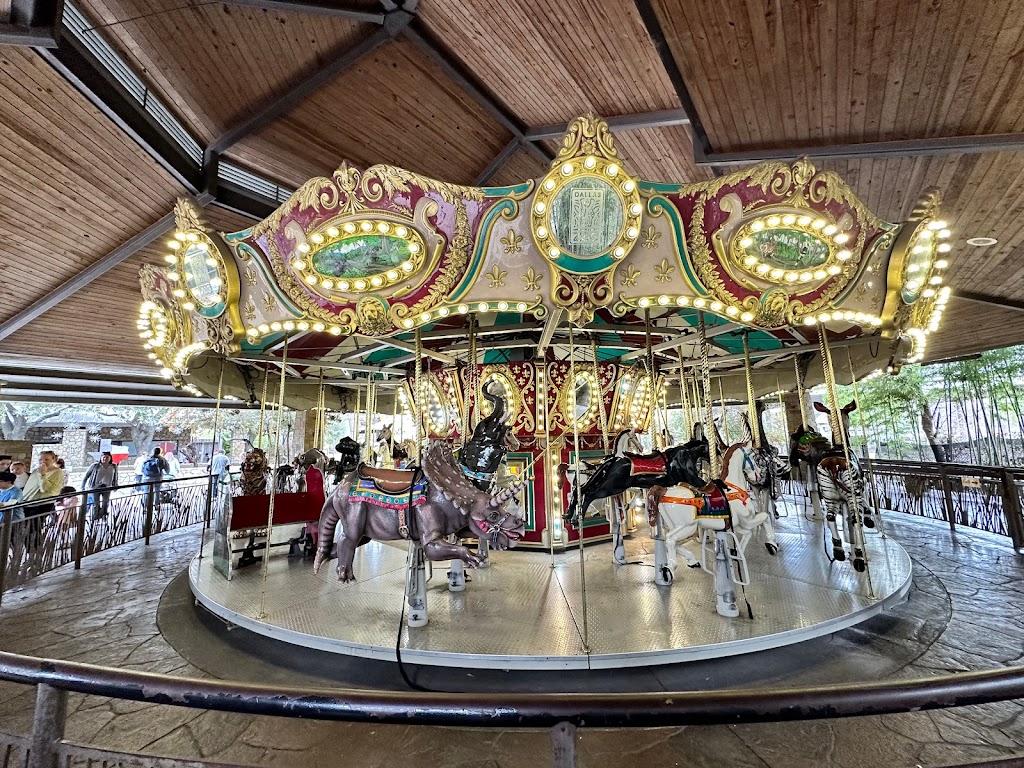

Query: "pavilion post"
(0, 509), (11, 607)
(999, 468), (1024, 551)
(939, 465), (956, 533)
(550, 721), (577, 768)
(28, 684), (66, 768)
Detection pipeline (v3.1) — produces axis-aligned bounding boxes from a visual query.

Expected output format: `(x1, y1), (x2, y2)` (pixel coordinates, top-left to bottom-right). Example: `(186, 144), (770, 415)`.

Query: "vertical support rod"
(551, 721), (577, 768)
(28, 684), (66, 768)
(72, 499), (87, 570)
(0, 508), (12, 607)
(207, 358), (226, 532)
(999, 468), (1024, 551)
(939, 465), (956, 533)
(541, 361), (556, 566)
(144, 481), (154, 546)
(794, 355), (808, 429)
(259, 337), (289, 620)
(718, 377), (730, 444)
(743, 331), (759, 449)
(697, 312), (719, 477)
(846, 348), (885, 538)
(256, 364), (270, 449)
(568, 325), (589, 652)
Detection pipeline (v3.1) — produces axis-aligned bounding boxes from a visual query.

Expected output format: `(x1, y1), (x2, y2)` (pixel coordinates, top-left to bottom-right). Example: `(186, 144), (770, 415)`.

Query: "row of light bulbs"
(165, 232), (223, 308)
(401, 301), (536, 329)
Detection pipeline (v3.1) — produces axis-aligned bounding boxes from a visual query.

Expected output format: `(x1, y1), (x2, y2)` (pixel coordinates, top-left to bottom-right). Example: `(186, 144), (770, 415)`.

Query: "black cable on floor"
(395, 574), (431, 692)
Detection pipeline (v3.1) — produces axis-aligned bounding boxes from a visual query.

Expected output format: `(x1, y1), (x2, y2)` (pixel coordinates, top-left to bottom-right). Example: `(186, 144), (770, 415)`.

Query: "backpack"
(142, 457), (163, 479)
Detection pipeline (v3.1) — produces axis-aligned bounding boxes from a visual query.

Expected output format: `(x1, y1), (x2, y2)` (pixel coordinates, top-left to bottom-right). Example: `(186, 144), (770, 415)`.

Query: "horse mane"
(719, 443), (744, 477)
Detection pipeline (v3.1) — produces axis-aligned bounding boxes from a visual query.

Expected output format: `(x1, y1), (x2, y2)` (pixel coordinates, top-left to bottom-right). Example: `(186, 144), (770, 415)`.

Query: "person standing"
(0, 455), (12, 473)
(11, 461), (29, 490)
(21, 451), (64, 545)
(83, 451), (118, 519)
(208, 448), (231, 500)
(141, 448), (169, 509)
(0, 470), (22, 522)
(133, 453), (147, 486)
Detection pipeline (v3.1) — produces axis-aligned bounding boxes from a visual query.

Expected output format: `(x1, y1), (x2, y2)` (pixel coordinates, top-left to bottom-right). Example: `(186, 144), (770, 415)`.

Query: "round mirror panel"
(550, 177), (624, 258)
(424, 381), (451, 434)
(181, 243), (221, 307)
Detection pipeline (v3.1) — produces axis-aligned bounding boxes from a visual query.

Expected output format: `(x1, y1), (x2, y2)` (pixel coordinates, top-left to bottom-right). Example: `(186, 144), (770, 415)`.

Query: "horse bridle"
(473, 509), (521, 546)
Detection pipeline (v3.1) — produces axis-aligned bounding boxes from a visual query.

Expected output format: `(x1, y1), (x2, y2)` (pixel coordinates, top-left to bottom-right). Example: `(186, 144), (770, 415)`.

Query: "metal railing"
(0, 475), (214, 605)
(0, 650), (1023, 767)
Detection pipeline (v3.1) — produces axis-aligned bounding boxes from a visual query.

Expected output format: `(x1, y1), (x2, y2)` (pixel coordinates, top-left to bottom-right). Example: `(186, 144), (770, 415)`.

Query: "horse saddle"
(670, 479), (732, 518)
(624, 451), (666, 476)
(358, 464), (417, 494)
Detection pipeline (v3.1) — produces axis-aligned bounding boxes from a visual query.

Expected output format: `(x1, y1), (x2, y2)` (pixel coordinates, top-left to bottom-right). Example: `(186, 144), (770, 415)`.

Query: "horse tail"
(647, 485), (666, 527)
(555, 462), (569, 490)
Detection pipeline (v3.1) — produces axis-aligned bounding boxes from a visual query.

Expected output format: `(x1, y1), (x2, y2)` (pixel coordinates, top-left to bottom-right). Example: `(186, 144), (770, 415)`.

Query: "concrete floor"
(0, 510), (1023, 767)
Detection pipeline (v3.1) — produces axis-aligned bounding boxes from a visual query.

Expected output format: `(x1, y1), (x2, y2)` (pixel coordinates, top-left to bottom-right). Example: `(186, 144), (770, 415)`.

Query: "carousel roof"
(1, 0), (1023, 405)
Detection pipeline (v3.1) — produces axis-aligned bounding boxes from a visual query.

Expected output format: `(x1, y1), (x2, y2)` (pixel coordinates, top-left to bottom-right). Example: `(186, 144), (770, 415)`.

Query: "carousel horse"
(564, 426), (710, 526)
(647, 442), (778, 618)
(371, 424), (396, 468)
(738, 413), (789, 522)
(789, 401), (875, 572)
(459, 381), (520, 566)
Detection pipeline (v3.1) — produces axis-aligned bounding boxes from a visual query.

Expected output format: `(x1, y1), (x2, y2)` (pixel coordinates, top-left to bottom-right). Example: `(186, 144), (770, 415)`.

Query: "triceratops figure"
(314, 441), (526, 582)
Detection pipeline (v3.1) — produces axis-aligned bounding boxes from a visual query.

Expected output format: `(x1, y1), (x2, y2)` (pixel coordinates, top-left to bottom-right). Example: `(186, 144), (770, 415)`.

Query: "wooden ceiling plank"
(916, 0), (970, 139)
(894, 0), (943, 141)
(973, 0), (1024, 134)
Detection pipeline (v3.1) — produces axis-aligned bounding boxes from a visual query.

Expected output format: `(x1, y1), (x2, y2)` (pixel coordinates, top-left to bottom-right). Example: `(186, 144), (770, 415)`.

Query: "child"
(0, 471), (22, 521)
(55, 485), (80, 536)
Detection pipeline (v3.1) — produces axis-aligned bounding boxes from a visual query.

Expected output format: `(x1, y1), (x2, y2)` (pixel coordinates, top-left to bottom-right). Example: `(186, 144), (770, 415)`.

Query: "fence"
(0, 475), (213, 606)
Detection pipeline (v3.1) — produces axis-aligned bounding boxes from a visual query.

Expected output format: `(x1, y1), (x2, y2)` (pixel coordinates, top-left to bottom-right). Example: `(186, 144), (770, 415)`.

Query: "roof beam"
(0, 387), (224, 408)
(0, 0), (62, 47)
(401, 24), (552, 165)
(218, 0), (385, 23)
(233, 353), (398, 374)
(0, 212), (177, 342)
(634, 0), (714, 160)
(953, 290), (1024, 314)
(700, 132), (1024, 166)
(474, 138), (521, 186)
(524, 109), (691, 142)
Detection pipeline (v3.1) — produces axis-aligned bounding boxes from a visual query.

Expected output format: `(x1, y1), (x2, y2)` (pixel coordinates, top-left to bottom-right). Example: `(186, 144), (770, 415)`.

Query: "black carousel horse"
(565, 425), (711, 527)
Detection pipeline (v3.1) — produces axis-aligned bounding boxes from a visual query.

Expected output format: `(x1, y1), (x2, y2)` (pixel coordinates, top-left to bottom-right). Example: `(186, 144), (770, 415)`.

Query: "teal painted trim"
(647, 196), (706, 294)
(553, 251), (616, 273)
(195, 301), (226, 319)
(505, 451), (536, 531)
(223, 228), (252, 244)
(482, 181), (532, 198)
(451, 199), (519, 301)
(235, 243), (303, 316)
(242, 332), (285, 353)
(639, 181), (683, 195)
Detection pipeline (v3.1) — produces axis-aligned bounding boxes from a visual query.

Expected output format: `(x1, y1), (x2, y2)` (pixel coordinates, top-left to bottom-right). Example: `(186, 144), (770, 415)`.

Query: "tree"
(0, 402), (73, 440)
(99, 406), (172, 456)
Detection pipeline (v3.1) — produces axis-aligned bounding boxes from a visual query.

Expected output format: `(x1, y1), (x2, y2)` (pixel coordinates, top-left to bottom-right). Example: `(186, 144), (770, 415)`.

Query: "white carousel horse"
(647, 443), (778, 618)
(557, 429), (643, 563)
(738, 413), (789, 523)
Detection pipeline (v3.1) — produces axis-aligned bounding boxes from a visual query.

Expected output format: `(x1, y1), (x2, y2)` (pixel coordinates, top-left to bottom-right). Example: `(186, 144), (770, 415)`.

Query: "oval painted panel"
(311, 235), (412, 278)
(550, 177), (624, 257)
(181, 244), (221, 307)
(741, 229), (830, 270)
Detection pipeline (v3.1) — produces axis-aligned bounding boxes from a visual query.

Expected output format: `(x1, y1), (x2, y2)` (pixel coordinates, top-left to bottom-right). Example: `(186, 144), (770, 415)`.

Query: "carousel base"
(189, 511), (912, 670)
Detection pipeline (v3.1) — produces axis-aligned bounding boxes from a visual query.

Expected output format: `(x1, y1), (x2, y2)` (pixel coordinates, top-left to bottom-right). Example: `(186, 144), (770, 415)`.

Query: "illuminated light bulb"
(607, 164), (619, 177)
(321, 278), (334, 289)
(168, 271), (180, 281)
(305, 275), (317, 285)
(537, 226), (548, 239)
(543, 179), (556, 192)
(823, 224), (838, 236)
(183, 301), (195, 311)
(935, 259), (949, 269)
(283, 321), (295, 330)
(818, 312), (831, 323)
(206, 257), (219, 269)
(930, 276), (942, 285)
(298, 243), (310, 254)
(210, 277), (222, 288)
(770, 268), (784, 279)
(743, 255), (758, 266)
(549, 246), (559, 258)
(517, 302), (527, 311)
(327, 227), (339, 238)
(740, 311), (755, 322)
(803, 316), (817, 326)
(371, 276), (383, 287)
(677, 296), (689, 306)
(740, 237), (754, 248)
(657, 295), (670, 305)
(834, 232), (850, 244)
(828, 265), (842, 275)
(782, 214), (796, 225)
(343, 223), (356, 234)
(613, 246), (625, 258)
(313, 323), (325, 332)
(160, 367), (173, 378)
(173, 289), (186, 298)
(386, 270), (398, 280)
(297, 321), (309, 330)
(726, 306), (739, 317)
(756, 263), (771, 275)
(330, 326), (342, 335)
(584, 156), (597, 169)
(376, 222), (390, 234)
(630, 203), (643, 216)
(837, 250), (852, 261)
(626, 227), (639, 239)
(923, 288), (936, 298)
(270, 322), (282, 331)
(767, 215), (781, 227)
(928, 220), (947, 230)
(186, 233), (199, 242)
(751, 221), (765, 232)
(403, 319), (414, 329)
(814, 270), (826, 280)
(908, 264), (920, 273)
(639, 297), (651, 308)
(710, 300), (723, 311)
(360, 222), (373, 232)
(799, 272), (812, 282)
(623, 180), (636, 192)
(785, 272), (798, 282)
(812, 219), (826, 230)
(419, 312), (431, 323)
(798, 215), (812, 227)
(561, 163), (574, 176)
(937, 243), (951, 253)
(402, 261), (414, 272)
(148, 351), (158, 359)
(534, 202), (546, 214)
(437, 307), (450, 317)
(407, 242), (421, 255)
(478, 302), (489, 312)
(164, 254), (178, 264)
(693, 298), (706, 308)
(458, 304), (469, 314)
(168, 240), (181, 251)
(354, 280), (367, 290)
(338, 281), (350, 291)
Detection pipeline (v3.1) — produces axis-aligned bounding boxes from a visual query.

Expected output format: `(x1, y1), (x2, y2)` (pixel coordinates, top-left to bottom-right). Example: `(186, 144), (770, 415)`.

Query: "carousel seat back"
(357, 464), (418, 494)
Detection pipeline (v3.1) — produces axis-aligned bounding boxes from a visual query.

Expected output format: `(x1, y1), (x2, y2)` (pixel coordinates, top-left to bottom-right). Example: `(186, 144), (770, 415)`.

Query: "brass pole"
(697, 312), (719, 476)
(568, 325), (589, 652)
(256, 364), (269, 449)
(259, 336), (288, 619)
(743, 331), (759, 449)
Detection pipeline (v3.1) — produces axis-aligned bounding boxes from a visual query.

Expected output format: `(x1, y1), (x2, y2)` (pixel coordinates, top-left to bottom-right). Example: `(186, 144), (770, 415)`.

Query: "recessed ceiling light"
(966, 237), (998, 246)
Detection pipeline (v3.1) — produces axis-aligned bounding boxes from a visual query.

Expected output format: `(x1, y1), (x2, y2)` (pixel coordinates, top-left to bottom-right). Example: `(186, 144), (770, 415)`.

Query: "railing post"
(939, 465), (956, 533)
(144, 483), (154, 546)
(28, 684), (66, 768)
(0, 509), (12, 608)
(73, 500), (87, 570)
(999, 469), (1024, 552)
(551, 721), (576, 768)
(204, 475), (214, 529)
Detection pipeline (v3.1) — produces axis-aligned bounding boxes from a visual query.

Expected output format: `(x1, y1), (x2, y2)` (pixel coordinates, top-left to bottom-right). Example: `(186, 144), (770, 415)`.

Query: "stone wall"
(0, 440), (32, 464)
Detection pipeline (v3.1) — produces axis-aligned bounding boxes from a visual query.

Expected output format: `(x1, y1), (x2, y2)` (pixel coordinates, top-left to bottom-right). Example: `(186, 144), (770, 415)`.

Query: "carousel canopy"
(0, 0), (1021, 405)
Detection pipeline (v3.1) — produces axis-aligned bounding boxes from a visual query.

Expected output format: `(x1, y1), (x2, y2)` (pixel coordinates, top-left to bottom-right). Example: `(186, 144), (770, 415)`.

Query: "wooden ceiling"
(4, 0), (1024, 383)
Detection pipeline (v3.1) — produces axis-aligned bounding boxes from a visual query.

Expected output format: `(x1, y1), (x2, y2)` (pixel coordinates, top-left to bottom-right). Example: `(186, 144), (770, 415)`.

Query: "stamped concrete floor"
(0, 510), (1022, 768)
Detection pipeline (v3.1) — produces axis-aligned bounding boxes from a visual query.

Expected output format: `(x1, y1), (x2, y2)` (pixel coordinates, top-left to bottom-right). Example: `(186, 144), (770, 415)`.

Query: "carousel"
(140, 116), (949, 669)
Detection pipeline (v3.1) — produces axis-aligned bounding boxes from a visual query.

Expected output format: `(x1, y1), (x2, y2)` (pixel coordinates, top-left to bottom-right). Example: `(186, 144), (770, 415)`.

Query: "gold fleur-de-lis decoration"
(244, 299), (257, 321)
(641, 225), (661, 249)
(245, 268), (257, 286)
(486, 265), (508, 288)
(262, 291), (278, 313)
(521, 266), (542, 291)
(622, 264), (641, 287)
(655, 258), (674, 283)
(501, 229), (523, 254)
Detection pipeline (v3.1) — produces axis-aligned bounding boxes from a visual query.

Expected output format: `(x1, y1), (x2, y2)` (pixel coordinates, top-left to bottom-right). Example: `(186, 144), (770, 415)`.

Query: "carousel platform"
(189, 509), (912, 670)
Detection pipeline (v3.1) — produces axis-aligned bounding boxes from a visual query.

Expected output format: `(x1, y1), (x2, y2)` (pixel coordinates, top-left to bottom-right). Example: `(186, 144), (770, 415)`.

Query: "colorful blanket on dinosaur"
(349, 477), (428, 510)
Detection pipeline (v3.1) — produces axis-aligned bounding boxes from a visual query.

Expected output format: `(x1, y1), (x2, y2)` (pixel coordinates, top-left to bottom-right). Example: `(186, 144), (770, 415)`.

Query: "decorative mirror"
(563, 370), (599, 428)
